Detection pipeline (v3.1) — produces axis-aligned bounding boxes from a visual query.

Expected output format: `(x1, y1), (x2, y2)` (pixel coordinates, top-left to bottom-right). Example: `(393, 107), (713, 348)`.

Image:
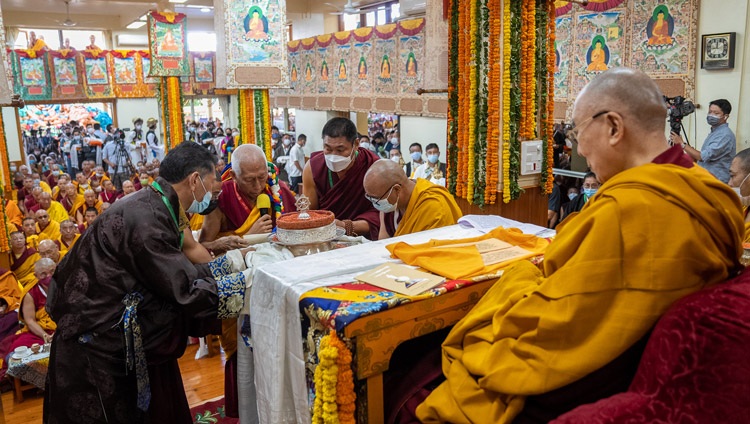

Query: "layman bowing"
(417, 68), (744, 423)
(302, 117), (381, 239)
(363, 159), (462, 239)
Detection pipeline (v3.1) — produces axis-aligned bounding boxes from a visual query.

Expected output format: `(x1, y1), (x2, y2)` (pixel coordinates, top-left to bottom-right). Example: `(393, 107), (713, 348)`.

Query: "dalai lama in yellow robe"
(362, 159), (462, 239)
(417, 69), (744, 423)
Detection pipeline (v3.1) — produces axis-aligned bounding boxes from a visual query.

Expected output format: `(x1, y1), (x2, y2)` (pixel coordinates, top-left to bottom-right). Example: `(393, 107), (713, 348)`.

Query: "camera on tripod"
(664, 95), (695, 136)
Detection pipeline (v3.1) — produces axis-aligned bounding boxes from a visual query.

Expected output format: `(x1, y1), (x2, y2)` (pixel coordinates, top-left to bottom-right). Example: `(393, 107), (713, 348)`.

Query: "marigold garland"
(485, 0), (501, 205)
(466, 0), (478, 202)
(446, 0), (459, 195)
(527, 0), (537, 140)
(238, 89), (255, 148)
(164, 76), (184, 149)
(546, 0), (556, 194)
(0, 112), (11, 253)
(261, 89), (272, 161)
(502, 0), (512, 203)
(311, 330), (355, 424)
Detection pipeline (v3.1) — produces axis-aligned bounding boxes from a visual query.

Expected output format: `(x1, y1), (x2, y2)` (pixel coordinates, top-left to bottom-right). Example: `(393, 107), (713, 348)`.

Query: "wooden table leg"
(12, 377), (23, 403)
(366, 373), (384, 424)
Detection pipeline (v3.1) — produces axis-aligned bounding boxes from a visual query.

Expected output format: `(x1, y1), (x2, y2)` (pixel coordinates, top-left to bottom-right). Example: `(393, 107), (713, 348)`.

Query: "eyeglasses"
(365, 184), (398, 206)
(566, 110), (609, 144)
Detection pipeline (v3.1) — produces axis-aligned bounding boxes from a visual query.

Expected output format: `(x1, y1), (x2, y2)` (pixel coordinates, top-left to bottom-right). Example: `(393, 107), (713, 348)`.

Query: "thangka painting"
(571, 10), (626, 97)
(334, 43), (352, 93)
(288, 49), (300, 92)
(351, 31), (373, 95)
(113, 57), (138, 84)
(555, 0), (626, 16)
(49, 50), (84, 98)
(219, 0), (289, 88)
(19, 57), (47, 87)
(299, 47), (316, 94)
(111, 51), (151, 98)
(148, 11), (190, 76)
(140, 55), (158, 84)
(399, 36), (424, 94)
(374, 40), (398, 94)
(193, 55), (215, 83)
(52, 57), (79, 86)
(12, 51), (51, 100)
(554, 16), (573, 100)
(630, 0), (694, 75)
(317, 45), (331, 94)
(84, 57), (109, 85)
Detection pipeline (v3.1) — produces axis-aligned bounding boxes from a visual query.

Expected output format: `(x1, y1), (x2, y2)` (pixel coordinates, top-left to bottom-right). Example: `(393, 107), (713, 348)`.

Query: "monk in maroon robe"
(302, 117), (380, 239)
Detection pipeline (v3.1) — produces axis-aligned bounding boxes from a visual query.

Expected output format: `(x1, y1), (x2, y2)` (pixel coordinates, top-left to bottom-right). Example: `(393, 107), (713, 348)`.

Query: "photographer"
(671, 99), (736, 183)
(103, 129), (133, 190)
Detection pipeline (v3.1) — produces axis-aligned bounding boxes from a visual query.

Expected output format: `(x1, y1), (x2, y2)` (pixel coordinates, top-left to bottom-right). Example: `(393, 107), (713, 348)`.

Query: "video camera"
(664, 95), (695, 136)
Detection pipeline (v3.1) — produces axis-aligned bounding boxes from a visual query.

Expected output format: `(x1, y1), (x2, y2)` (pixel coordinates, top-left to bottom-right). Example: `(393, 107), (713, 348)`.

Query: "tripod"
(111, 141), (135, 190)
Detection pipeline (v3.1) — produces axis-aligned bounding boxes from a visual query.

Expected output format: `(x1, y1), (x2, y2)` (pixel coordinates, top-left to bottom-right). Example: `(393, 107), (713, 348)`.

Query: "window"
(340, 1), (401, 31)
(13, 29), (105, 50)
(14, 29), (60, 49)
(62, 30), (106, 50)
(187, 32), (217, 52)
(342, 13), (361, 31)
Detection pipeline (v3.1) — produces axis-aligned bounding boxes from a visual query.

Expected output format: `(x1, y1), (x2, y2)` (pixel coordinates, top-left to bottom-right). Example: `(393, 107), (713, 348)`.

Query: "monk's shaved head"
(734, 148), (750, 175)
(364, 159), (409, 196)
(576, 68), (667, 134)
(232, 144), (267, 177)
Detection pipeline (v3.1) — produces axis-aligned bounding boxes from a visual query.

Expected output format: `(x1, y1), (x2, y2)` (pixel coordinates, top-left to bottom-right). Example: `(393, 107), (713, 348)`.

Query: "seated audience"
(22, 217), (39, 250)
(560, 172), (599, 222)
(0, 268), (21, 346)
(58, 220), (80, 258)
(413, 143), (447, 186)
(37, 239), (61, 263)
(36, 209), (61, 241)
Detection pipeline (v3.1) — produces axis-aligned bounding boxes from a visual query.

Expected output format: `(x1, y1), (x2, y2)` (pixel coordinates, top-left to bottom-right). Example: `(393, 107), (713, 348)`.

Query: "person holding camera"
(671, 99), (736, 183)
(103, 129), (133, 190)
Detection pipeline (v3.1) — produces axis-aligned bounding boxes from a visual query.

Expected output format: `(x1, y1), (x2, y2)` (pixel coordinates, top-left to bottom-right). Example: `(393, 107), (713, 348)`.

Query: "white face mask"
(232, 132), (240, 137)
(733, 173), (750, 198)
(391, 156), (401, 163)
(324, 151), (354, 172)
(391, 138), (399, 147)
(282, 138), (291, 146)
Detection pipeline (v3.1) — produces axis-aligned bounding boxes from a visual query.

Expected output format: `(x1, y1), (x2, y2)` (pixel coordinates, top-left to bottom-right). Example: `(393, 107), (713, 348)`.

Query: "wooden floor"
(0, 343), (226, 424)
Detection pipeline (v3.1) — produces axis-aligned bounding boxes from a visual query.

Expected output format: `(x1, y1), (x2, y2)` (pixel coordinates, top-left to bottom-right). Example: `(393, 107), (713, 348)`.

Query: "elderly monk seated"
(416, 68), (744, 423)
(302, 117), (381, 239)
(22, 217), (40, 250)
(39, 191), (70, 224)
(0, 268), (21, 347)
(75, 190), (103, 225)
(37, 239), (61, 264)
(25, 187), (43, 214)
(728, 148), (750, 242)
(5, 258), (56, 360)
(9, 231), (41, 290)
(36, 209), (61, 242)
(57, 220), (80, 258)
(60, 183), (85, 218)
(363, 159), (463, 239)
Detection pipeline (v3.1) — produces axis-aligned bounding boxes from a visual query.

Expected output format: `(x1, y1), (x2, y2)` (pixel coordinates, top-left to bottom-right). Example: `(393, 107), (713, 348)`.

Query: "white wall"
(294, 109), (333, 154)
(2, 107), (22, 162)
(690, 0), (749, 151)
(399, 116), (448, 162)
(115, 98), (160, 132)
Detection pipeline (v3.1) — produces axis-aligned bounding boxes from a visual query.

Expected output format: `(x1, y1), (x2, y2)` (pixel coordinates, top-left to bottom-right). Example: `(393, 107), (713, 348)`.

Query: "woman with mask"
(302, 117), (381, 239)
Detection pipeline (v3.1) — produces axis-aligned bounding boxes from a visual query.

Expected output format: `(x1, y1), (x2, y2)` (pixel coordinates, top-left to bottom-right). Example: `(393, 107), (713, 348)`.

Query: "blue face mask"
(411, 151), (422, 162)
(583, 188), (597, 198)
(186, 176), (212, 214)
(427, 154), (439, 164)
(568, 193), (577, 200)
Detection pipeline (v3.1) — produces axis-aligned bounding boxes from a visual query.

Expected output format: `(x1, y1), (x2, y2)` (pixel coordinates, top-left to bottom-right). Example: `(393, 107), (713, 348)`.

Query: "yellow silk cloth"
(58, 234), (80, 258)
(0, 271), (22, 312)
(4, 200), (24, 229)
(386, 227), (549, 281)
(394, 178), (463, 237)
(12, 252), (41, 289)
(417, 163), (743, 424)
(47, 201), (70, 224)
(37, 220), (61, 241)
(218, 207), (261, 238)
(66, 194), (85, 217)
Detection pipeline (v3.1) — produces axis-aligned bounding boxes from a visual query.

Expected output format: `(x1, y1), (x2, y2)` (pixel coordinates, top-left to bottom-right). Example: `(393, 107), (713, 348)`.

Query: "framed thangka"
(374, 24), (398, 94)
(399, 19), (425, 94)
(287, 41), (301, 92)
(193, 54), (215, 83)
(334, 38), (352, 93)
(630, 1), (695, 75)
(148, 11), (190, 76)
(82, 52), (113, 98)
(554, 16), (573, 101)
(571, 9), (626, 96)
(316, 35), (333, 94)
(702, 32), (736, 70)
(11, 50), (51, 100)
(140, 54), (158, 84)
(219, 0), (289, 88)
(49, 50), (84, 98)
(113, 56), (138, 85)
(351, 27), (374, 96)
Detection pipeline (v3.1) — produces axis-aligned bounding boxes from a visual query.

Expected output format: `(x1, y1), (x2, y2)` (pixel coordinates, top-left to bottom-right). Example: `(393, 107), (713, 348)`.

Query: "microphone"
(257, 193), (271, 217)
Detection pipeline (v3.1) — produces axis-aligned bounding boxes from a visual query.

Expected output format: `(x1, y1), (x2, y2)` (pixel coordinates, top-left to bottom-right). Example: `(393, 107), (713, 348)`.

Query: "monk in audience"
(0, 267), (21, 344)
(417, 68), (744, 423)
(3, 198), (23, 231)
(39, 191), (69, 223)
(121, 180), (136, 196)
(363, 159), (462, 239)
(61, 182), (85, 218)
(37, 239), (61, 263)
(9, 231), (40, 289)
(74, 189), (103, 224)
(58, 220), (80, 258)
(80, 207), (99, 232)
(10, 258), (56, 353)
(302, 117), (381, 239)
(36, 209), (61, 242)
(25, 186), (43, 214)
(22, 217), (39, 249)
(99, 179), (120, 204)
(52, 174), (70, 201)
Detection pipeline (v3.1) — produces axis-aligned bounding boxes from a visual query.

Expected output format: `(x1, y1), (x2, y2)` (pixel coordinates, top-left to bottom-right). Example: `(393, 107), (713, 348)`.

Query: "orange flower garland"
(502, 0), (512, 203)
(546, 0), (556, 193)
(0, 112), (10, 253)
(238, 89), (255, 147)
(485, 0), (501, 205)
(466, 0), (478, 201)
(165, 76), (184, 148)
(311, 330), (356, 424)
(527, 0), (537, 140)
(456, 0), (467, 198)
(261, 89), (272, 161)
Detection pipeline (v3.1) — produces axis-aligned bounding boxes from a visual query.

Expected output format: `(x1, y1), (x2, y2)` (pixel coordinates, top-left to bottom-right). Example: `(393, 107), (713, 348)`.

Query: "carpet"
(191, 397), (239, 424)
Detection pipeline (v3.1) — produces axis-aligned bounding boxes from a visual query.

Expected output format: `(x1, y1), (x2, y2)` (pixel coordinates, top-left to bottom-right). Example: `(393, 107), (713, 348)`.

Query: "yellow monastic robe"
(218, 207), (261, 238)
(39, 181), (52, 194)
(417, 161), (743, 424)
(743, 207), (750, 243)
(58, 234), (81, 258)
(189, 213), (205, 231)
(66, 195), (85, 218)
(37, 220), (61, 241)
(11, 250), (41, 289)
(26, 235), (40, 250)
(47, 200), (70, 224)
(4, 200), (24, 230)
(0, 270), (22, 312)
(394, 178), (463, 237)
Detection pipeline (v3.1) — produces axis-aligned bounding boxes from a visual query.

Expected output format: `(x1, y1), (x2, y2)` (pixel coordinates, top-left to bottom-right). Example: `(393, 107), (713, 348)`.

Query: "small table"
(7, 349), (50, 403)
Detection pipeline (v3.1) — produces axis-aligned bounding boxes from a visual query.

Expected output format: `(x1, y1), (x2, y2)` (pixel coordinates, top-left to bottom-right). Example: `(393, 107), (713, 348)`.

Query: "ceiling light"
(200, 7), (211, 12)
(139, 14), (149, 21)
(168, 0), (188, 3)
(126, 21), (146, 29)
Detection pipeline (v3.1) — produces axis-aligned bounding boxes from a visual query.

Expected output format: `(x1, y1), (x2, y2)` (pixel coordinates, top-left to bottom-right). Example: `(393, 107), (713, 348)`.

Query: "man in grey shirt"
(672, 99), (735, 183)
